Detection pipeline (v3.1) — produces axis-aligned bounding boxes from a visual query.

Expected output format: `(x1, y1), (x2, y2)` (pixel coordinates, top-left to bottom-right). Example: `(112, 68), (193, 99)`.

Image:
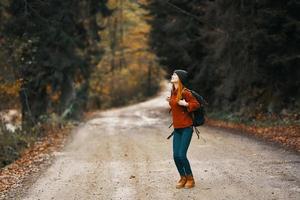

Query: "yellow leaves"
(123, 23), (150, 50)
(0, 79), (22, 96)
(107, 0), (119, 9)
(50, 92), (61, 103)
(138, 0), (150, 4)
(46, 85), (61, 103)
(88, 0), (164, 109)
(101, 83), (110, 96)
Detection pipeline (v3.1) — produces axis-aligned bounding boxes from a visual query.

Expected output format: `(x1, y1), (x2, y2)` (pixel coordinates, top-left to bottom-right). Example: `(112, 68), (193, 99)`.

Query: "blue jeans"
(173, 126), (193, 176)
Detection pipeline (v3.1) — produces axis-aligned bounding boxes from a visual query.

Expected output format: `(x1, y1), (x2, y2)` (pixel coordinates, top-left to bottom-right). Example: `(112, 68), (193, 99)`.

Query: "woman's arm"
(182, 90), (200, 112)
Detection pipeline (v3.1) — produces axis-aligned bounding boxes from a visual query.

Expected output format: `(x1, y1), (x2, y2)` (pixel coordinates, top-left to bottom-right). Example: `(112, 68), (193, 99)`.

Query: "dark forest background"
(0, 0), (112, 124)
(147, 0), (300, 122)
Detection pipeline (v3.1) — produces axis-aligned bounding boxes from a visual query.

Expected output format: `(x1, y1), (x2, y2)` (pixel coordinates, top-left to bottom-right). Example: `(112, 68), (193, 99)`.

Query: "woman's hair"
(172, 78), (185, 102)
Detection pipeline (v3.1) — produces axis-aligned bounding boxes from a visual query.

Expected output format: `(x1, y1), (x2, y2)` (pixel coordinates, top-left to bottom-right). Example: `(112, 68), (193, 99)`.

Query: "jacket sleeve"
(168, 93), (174, 107)
(183, 90), (200, 112)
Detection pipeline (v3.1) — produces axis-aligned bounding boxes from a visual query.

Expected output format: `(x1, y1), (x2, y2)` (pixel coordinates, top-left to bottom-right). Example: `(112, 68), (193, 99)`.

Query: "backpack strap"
(167, 130), (174, 139)
(168, 127), (206, 141)
(194, 126), (206, 143)
(194, 126), (200, 139)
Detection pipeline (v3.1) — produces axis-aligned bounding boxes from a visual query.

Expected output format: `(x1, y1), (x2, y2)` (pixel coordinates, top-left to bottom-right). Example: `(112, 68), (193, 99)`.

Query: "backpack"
(188, 89), (207, 127)
(167, 88), (208, 140)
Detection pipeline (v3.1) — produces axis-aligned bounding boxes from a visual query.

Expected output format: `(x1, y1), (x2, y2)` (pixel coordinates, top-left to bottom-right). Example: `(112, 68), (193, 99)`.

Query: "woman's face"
(170, 72), (179, 83)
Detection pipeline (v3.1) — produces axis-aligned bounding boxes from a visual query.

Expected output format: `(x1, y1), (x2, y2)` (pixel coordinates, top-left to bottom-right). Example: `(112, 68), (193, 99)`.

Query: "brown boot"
(184, 175), (195, 189)
(176, 176), (187, 189)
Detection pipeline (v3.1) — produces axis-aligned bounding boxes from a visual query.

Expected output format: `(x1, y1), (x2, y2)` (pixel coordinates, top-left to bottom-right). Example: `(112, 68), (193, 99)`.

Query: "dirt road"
(10, 82), (300, 200)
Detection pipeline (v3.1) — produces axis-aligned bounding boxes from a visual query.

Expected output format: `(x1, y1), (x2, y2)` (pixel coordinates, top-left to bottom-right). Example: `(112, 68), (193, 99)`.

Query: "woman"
(166, 69), (200, 189)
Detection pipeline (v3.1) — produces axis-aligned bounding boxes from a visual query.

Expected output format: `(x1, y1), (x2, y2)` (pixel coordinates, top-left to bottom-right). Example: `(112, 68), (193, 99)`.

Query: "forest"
(0, 0), (299, 169)
(148, 0), (300, 122)
(0, 0), (163, 168)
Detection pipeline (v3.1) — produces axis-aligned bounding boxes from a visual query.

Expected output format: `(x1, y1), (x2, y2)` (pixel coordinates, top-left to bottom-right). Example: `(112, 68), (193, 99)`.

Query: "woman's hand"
(178, 99), (189, 107)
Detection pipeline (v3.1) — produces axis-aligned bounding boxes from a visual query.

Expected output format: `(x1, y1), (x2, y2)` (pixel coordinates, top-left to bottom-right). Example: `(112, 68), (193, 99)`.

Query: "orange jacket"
(169, 88), (200, 128)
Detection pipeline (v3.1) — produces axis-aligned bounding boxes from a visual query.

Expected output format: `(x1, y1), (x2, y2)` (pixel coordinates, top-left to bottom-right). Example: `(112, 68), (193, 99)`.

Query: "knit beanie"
(174, 69), (188, 86)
